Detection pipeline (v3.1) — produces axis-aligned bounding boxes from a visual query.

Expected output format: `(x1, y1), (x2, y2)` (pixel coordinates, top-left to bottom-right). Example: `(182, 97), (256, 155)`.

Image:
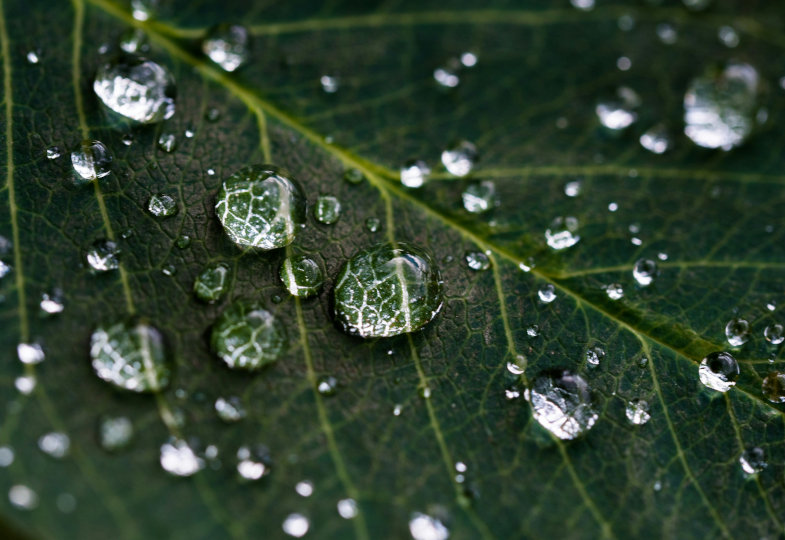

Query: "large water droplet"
(409, 512), (449, 540)
(90, 319), (171, 392)
(441, 140), (477, 177)
(211, 301), (286, 370)
(215, 396), (246, 422)
(525, 370), (598, 440)
(761, 371), (785, 403)
(280, 256), (324, 298)
(625, 399), (651, 425)
(764, 324), (784, 345)
(464, 251), (490, 272)
(202, 24), (250, 72)
(739, 447), (766, 477)
(86, 239), (120, 272)
(314, 195), (342, 225)
(400, 159), (431, 188)
(725, 317), (749, 347)
(633, 258), (657, 286)
(282, 513), (310, 538)
(545, 216), (580, 250)
(215, 165), (306, 250)
(160, 438), (204, 477)
(71, 140), (112, 182)
(93, 56), (176, 124)
(462, 181), (497, 213)
(698, 351), (739, 392)
(333, 242), (443, 338)
(596, 87), (640, 130)
(194, 262), (231, 303)
(684, 62), (759, 150)
(99, 416), (134, 452)
(37, 432), (70, 459)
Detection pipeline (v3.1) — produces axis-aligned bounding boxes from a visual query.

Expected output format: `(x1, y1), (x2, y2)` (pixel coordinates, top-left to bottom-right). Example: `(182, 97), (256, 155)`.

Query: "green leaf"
(1, 0), (785, 538)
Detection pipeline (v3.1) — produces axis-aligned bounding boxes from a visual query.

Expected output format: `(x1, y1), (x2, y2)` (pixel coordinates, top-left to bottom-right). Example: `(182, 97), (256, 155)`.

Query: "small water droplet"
(0, 447), (14, 467)
(525, 370), (598, 440)
(211, 301), (286, 370)
(506, 355), (526, 375)
(280, 256), (324, 298)
(0, 260), (11, 279)
(604, 283), (624, 301)
(337, 498), (358, 519)
(206, 167), (216, 176)
(157, 133), (177, 153)
(461, 181), (497, 213)
(215, 396), (246, 422)
(725, 317), (750, 347)
(344, 168), (365, 185)
(282, 513), (310, 538)
(71, 140), (112, 182)
(17, 342), (44, 365)
(639, 124), (671, 154)
(739, 447), (766, 476)
(37, 432), (70, 459)
(762, 371), (785, 403)
(656, 23), (678, 45)
(295, 480), (314, 497)
(464, 251), (490, 272)
(160, 438), (204, 476)
(317, 375), (338, 396)
(205, 107), (221, 122)
(93, 56), (175, 124)
(570, 0), (595, 10)
(194, 262), (231, 303)
(400, 159), (431, 188)
(320, 74), (340, 93)
(131, 0), (158, 21)
(393, 404), (403, 416)
(419, 386), (432, 399)
(585, 346), (605, 366)
(99, 416), (134, 452)
(618, 14), (635, 31)
(764, 324), (784, 345)
(526, 325), (539, 337)
(699, 351), (739, 392)
(596, 86), (640, 130)
(616, 56), (632, 71)
(176, 235), (191, 249)
(365, 217), (380, 232)
(202, 24), (250, 72)
(9, 485), (38, 510)
(236, 445), (270, 480)
(26, 50), (39, 64)
(161, 263), (176, 277)
(545, 216), (580, 250)
(147, 193), (177, 218)
(314, 195), (342, 224)
(119, 28), (149, 54)
(564, 180), (582, 197)
(46, 146), (61, 160)
(608, 202), (618, 212)
(718, 25), (739, 48)
(409, 512), (449, 540)
(441, 140), (477, 177)
(633, 258), (657, 286)
(625, 399), (651, 425)
(184, 128), (194, 138)
(538, 283), (557, 304)
(56, 493), (77, 514)
(15, 375), (36, 395)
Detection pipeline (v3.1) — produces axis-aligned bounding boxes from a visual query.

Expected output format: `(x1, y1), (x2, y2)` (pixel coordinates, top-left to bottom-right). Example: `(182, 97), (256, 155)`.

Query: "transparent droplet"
(176, 235), (191, 249)
(160, 438), (204, 477)
(460, 52), (477, 67)
(316, 375), (338, 396)
(37, 432), (70, 459)
(633, 258), (657, 286)
(15, 375), (36, 395)
(26, 50), (39, 64)
(211, 300), (287, 370)
(56, 493), (77, 514)
(434, 57), (461, 88)
(71, 140), (112, 182)
(441, 140), (477, 177)
(616, 56), (632, 71)
(215, 396), (246, 422)
(39, 290), (64, 315)
(344, 168), (365, 184)
(462, 181), (497, 213)
(739, 447), (766, 477)
(86, 239), (119, 272)
(526, 325), (539, 337)
(393, 404), (403, 416)
(764, 324), (784, 345)
(119, 28), (149, 54)
(320, 74), (340, 93)
(157, 133), (177, 153)
(585, 346), (605, 366)
(506, 355), (526, 375)
(409, 512), (449, 540)
(202, 24), (250, 72)
(184, 128), (195, 138)
(122, 133), (134, 146)
(161, 264), (176, 277)
(761, 371), (785, 403)
(699, 351), (739, 392)
(0, 260), (11, 279)
(0, 446), (14, 467)
(99, 416), (134, 452)
(17, 342), (44, 365)
(337, 498), (358, 519)
(605, 283), (624, 301)
(131, 0), (158, 21)
(90, 319), (171, 392)
(314, 195), (342, 224)
(236, 445), (270, 480)
(282, 513), (310, 538)
(333, 242), (443, 338)
(596, 87), (640, 130)
(725, 317), (750, 347)
(46, 146), (61, 160)
(564, 180), (582, 197)
(93, 56), (176, 124)
(684, 62), (759, 150)
(639, 124), (671, 154)
(464, 251), (490, 272)
(9, 485), (38, 510)
(401, 159), (431, 188)
(147, 193), (177, 218)
(215, 165), (306, 250)
(280, 256), (324, 298)
(538, 283), (557, 304)
(525, 370), (598, 440)
(365, 217), (380, 232)
(545, 216), (580, 250)
(194, 262), (231, 303)
(718, 25), (739, 48)
(625, 399), (651, 425)
(570, 0), (595, 10)
(295, 480), (314, 497)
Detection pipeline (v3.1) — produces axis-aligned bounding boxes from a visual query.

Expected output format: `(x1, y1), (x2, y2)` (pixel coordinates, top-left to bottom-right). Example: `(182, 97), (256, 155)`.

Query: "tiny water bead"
(15, 375), (36, 395)
(625, 399), (651, 426)
(38, 432), (70, 459)
(119, 28), (149, 54)
(595, 86), (640, 130)
(237, 445), (271, 481)
(17, 343), (44, 365)
(147, 193), (177, 218)
(279, 256), (324, 298)
(683, 62), (759, 150)
(90, 319), (171, 392)
(604, 283), (624, 301)
(86, 239), (120, 272)
(764, 324), (784, 345)
(564, 180), (582, 197)
(333, 242), (443, 338)
(633, 258), (657, 286)
(99, 416), (134, 452)
(211, 301), (286, 370)
(176, 235), (191, 249)
(202, 24), (250, 72)
(639, 124), (671, 154)
(320, 74), (340, 93)
(215, 165), (306, 250)
(282, 513), (310, 538)
(39, 290), (64, 315)
(317, 376), (338, 396)
(337, 498), (358, 519)
(314, 195), (342, 225)
(46, 146), (61, 160)
(545, 216), (580, 250)
(464, 251), (490, 272)
(71, 140), (112, 182)
(365, 217), (380, 233)
(462, 181), (497, 214)
(215, 396), (246, 422)
(538, 284), (556, 304)
(585, 346), (605, 367)
(9, 485), (38, 510)
(761, 371), (785, 403)
(131, 0), (158, 20)
(193, 262), (231, 303)
(725, 317), (750, 347)
(400, 159), (431, 188)
(409, 512), (449, 540)
(93, 56), (176, 124)
(525, 370), (598, 440)
(698, 351), (739, 392)
(441, 140), (477, 177)
(739, 447), (766, 477)
(160, 438), (204, 477)
(295, 480), (314, 497)
(157, 133), (177, 153)
(344, 168), (365, 184)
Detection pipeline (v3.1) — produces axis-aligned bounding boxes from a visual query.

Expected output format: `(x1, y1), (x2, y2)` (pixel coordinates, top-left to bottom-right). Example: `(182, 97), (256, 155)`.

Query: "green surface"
(1, 0), (785, 538)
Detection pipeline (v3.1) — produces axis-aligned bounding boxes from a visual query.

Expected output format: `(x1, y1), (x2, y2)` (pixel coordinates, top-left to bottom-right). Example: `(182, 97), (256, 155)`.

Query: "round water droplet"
(564, 180), (582, 197)
(625, 399), (651, 425)
(202, 24), (250, 72)
(365, 217), (380, 232)
(9, 485), (38, 510)
(333, 242), (443, 338)
(441, 140), (477, 177)
(211, 300), (286, 370)
(633, 258), (657, 286)
(337, 498), (358, 519)
(639, 124), (671, 154)
(215, 165), (306, 250)
(725, 317), (749, 347)
(464, 251), (490, 272)
(280, 256), (324, 298)
(283, 513), (310, 538)
(86, 239), (120, 272)
(314, 195), (342, 224)
(38, 432), (70, 459)
(525, 370), (598, 440)
(90, 319), (171, 392)
(99, 416), (134, 452)
(538, 283), (556, 303)
(236, 445), (270, 480)
(400, 159), (431, 188)
(93, 55), (176, 124)
(71, 140), (112, 182)
(761, 371), (785, 403)
(46, 146), (61, 160)
(764, 324), (784, 345)
(157, 133), (177, 153)
(545, 216), (580, 250)
(585, 346), (605, 366)
(215, 396), (246, 422)
(0, 446), (14, 468)
(176, 235), (191, 249)
(739, 447), (766, 476)
(15, 375), (36, 395)
(131, 0), (158, 20)
(17, 342), (44, 365)
(409, 512), (449, 540)
(295, 480), (314, 497)
(596, 87), (640, 130)
(320, 74), (340, 93)
(160, 438), (203, 477)
(317, 375), (338, 396)
(26, 50), (39, 64)
(605, 283), (624, 300)
(699, 351), (739, 392)
(684, 62), (759, 150)
(119, 28), (149, 54)
(462, 181), (497, 213)
(205, 107), (221, 122)
(194, 262), (231, 303)
(506, 355), (526, 375)
(344, 168), (365, 184)
(147, 193), (177, 218)
(717, 25), (739, 48)
(657, 23), (678, 44)
(434, 57), (461, 88)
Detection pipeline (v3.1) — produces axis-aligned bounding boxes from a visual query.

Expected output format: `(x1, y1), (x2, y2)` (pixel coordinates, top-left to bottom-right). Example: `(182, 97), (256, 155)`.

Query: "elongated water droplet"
(401, 160), (431, 188)
(409, 512), (449, 540)
(333, 242), (443, 338)
(633, 258), (657, 286)
(434, 57), (461, 88)
(203, 24), (250, 72)
(90, 319), (171, 392)
(160, 438), (203, 477)
(314, 195), (341, 224)
(464, 251), (490, 271)
(725, 317), (749, 347)
(280, 256), (324, 298)
(739, 447), (766, 476)
(764, 324), (784, 345)
(283, 513), (310, 538)
(215, 396), (246, 422)
(761, 371), (785, 403)
(157, 133), (177, 153)
(211, 301), (286, 370)
(94, 56), (175, 124)
(99, 416), (134, 452)
(596, 87), (640, 130)
(462, 181), (497, 213)
(194, 262), (231, 303)
(17, 342), (44, 365)
(625, 399), (651, 425)
(525, 370), (598, 440)
(215, 165), (306, 250)
(699, 351), (739, 392)
(639, 124), (671, 154)
(441, 140), (477, 177)
(38, 432), (70, 459)
(545, 216), (580, 250)
(86, 239), (119, 272)
(71, 140), (112, 182)
(147, 193), (177, 218)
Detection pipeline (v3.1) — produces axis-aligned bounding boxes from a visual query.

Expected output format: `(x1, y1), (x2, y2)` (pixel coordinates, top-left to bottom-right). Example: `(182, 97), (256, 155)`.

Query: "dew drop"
(656, 23), (678, 45)
(633, 258), (657, 286)
(596, 87), (640, 130)
(17, 342), (44, 365)
(71, 140), (112, 182)
(194, 262), (231, 303)
(699, 351), (739, 392)
(525, 370), (598, 440)
(585, 346), (605, 366)
(400, 159), (431, 188)
(211, 300), (286, 370)
(441, 140), (477, 177)
(160, 438), (204, 477)
(761, 371), (785, 403)
(46, 146), (61, 160)
(131, 0), (158, 21)
(725, 317), (750, 347)
(26, 50), (39, 64)
(202, 24), (250, 72)
(147, 193), (177, 218)
(39, 290), (64, 315)
(0, 260), (11, 279)
(538, 283), (557, 304)
(434, 57), (461, 88)
(317, 376), (338, 396)
(464, 251), (490, 272)
(176, 235), (191, 249)
(337, 498), (358, 519)
(739, 447), (766, 477)
(393, 404), (403, 416)
(365, 217), (380, 233)
(526, 325), (539, 338)
(119, 28), (149, 54)
(215, 396), (246, 422)
(15, 375), (36, 395)
(99, 416), (134, 452)
(461, 181), (497, 213)
(295, 480), (314, 497)
(409, 512), (449, 540)
(280, 256), (324, 298)
(564, 180), (582, 197)
(718, 25), (739, 48)
(344, 168), (365, 185)
(570, 0), (595, 10)
(161, 264), (177, 277)
(625, 399), (651, 425)
(184, 128), (195, 138)
(205, 107), (221, 122)
(236, 445), (270, 480)
(506, 355), (526, 375)
(604, 283), (624, 301)
(282, 513), (310, 538)
(0, 447), (13, 467)
(314, 195), (342, 224)
(545, 216), (580, 250)
(764, 324), (784, 345)
(157, 133), (177, 153)
(86, 239), (120, 272)
(639, 124), (671, 154)
(93, 56), (176, 124)
(37, 432), (70, 459)
(9, 485), (38, 510)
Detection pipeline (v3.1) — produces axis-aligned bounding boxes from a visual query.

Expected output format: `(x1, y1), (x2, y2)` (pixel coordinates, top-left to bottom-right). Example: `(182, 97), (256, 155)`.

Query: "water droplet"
(86, 239), (120, 272)
(211, 300), (287, 370)
(604, 283), (624, 301)
(236, 445), (270, 480)
(147, 193), (177, 218)
(0, 260), (11, 279)
(15, 375), (36, 395)
(564, 180), (582, 197)
(176, 235), (191, 249)
(46, 146), (61, 160)
(295, 480), (314, 497)
(409, 512), (449, 540)
(639, 124), (671, 154)
(39, 290), (64, 315)
(684, 62), (759, 150)
(656, 23), (678, 45)
(194, 262), (231, 303)
(280, 256), (324, 298)
(9, 485), (38, 510)
(596, 87), (640, 130)
(37, 432), (70, 459)
(283, 513), (310, 538)
(333, 242), (443, 338)
(215, 165), (306, 250)
(618, 14), (635, 31)
(342, 168), (365, 185)
(99, 416), (134, 451)
(119, 28), (149, 54)
(762, 371), (785, 403)
(26, 50), (39, 64)
(393, 404), (403, 416)
(0, 447), (14, 467)
(570, 0), (595, 10)
(17, 342), (44, 365)
(131, 0), (158, 20)
(93, 56), (176, 124)
(461, 181), (497, 213)
(739, 447), (766, 476)
(365, 217), (380, 232)
(434, 57), (461, 88)
(506, 356), (526, 375)
(400, 159), (431, 188)
(441, 140), (477, 177)
(71, 140), (112, 182)
(184, 128), (195, 138)
(314, 195), (342, 224)
(526, 325), (539, 337)
(460, 52), (477, 67)
(718, 25), (739, 48)
(157, 133), (177, 153)
(337, 498), (358, 519)
(725, 317), (750, 347)
(764, 324), (784, 345)
(585, 346), (605, 366)
(633, 258), (657, 286)
(161, 263), (177, 277)
(202, 24), (250, 72)
(90, 319), (171, 392)
(625, 399), (651, 425)
(320, 74), (340, 93)
(545, 216), (580, 250)
(160, 438), (204, 477)
(608, 202), (618, 212)
(699, 351), (739, 392)
(525, 370), (598, 440)
(215, 396), (246, 422)
(56, 493), (76, 514)
(464, 251), (490, 272)
(205, 107), (221, 122)
(419, 386), (432, 399)
(538, 284), (557, 304)
(616, 56), (632, 71)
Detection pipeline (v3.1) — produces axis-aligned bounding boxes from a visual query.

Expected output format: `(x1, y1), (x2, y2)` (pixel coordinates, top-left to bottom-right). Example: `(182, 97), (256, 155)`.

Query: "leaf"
(1, 0), (784, 538)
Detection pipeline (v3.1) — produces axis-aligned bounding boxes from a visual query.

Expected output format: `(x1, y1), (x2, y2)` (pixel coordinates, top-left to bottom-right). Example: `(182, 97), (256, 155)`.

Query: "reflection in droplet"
(538, 284), (556, 304)
(441, 140), (477, 177)
(314, 195), (342, 224)
(194, 263), (231, 303)
(699, 351), (739, 392)
(71, 140), (112, 182)
(147, 193), (177, 218)
(202, 24), (250, 72)
(464, 251), (490, 272)
(400, 160), (431, 188)
(93, 56), (176, 124)
(725, 317), (750, 347)
(160, 438), (204, 477)
(605, 283), (624, 301)
(211, 301), (286, 370)
(764, 324), (784, 345)
(280, 256), (324, 298)
(625, 399), (651, 425)
(545, 216), (580, 250)
(525, 370), (598, 440)
(633, 258), (657, 286)
(462, 181), (497, 213)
